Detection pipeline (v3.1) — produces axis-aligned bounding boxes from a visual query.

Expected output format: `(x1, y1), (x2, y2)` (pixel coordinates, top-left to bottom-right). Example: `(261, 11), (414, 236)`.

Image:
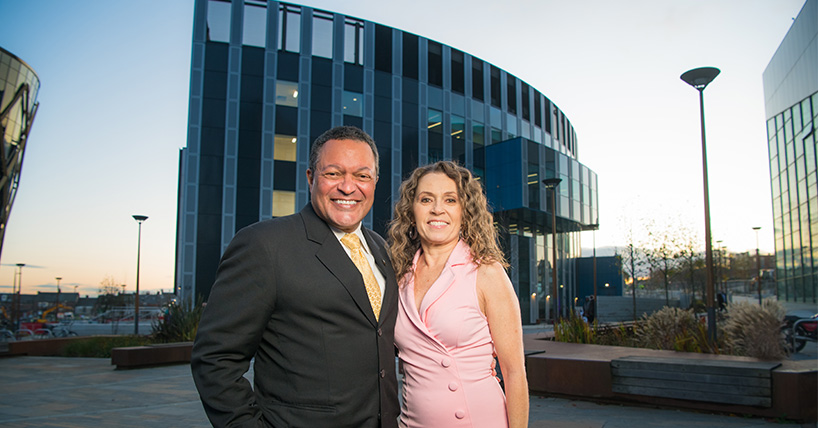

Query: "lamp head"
(681, 67), (720, 90)
(132, 215), (149, 222)
(542, 177), (562, 189)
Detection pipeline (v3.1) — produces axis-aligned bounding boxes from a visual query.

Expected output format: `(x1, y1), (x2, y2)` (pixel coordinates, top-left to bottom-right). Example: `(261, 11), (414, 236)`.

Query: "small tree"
(644, 220), (682, 306)
(94, 276), (129, 316)
(619, 224), (647, 321)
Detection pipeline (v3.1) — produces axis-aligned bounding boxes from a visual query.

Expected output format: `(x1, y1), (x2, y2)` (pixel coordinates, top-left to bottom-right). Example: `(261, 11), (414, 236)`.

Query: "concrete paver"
(0, 356), (814, 428)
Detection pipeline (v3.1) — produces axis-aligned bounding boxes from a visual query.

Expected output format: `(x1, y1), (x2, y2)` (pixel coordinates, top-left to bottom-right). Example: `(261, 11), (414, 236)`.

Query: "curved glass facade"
(177, 0), (599, 323)
(763, 0), (817, 304)
(0, 47), (39, 259)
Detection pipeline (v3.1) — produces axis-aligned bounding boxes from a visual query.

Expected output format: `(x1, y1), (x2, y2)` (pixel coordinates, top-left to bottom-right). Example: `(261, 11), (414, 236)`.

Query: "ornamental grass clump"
(554, 312), (597, 344)
(721, 300), (786, 360)
(635, 307), (717, 354)
(151, 298), (204, 343)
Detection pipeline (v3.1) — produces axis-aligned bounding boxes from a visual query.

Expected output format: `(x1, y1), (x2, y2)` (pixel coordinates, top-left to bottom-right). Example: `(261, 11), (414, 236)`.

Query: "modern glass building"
(176, 0), (599, 324)
(0, 47), (39, 260)
(763, 0), (817, 304)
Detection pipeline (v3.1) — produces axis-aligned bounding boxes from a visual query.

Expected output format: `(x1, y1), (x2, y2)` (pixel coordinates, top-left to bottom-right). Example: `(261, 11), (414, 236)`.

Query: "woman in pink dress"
(388, 161), (528, 428)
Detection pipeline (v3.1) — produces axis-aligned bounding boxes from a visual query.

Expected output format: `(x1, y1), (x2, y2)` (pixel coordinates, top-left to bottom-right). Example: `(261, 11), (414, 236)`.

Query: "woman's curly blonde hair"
(387, 161), (507, 281)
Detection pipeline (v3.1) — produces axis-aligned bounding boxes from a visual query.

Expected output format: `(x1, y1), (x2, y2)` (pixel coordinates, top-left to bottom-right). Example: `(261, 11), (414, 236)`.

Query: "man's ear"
(306, 169), (313, 187)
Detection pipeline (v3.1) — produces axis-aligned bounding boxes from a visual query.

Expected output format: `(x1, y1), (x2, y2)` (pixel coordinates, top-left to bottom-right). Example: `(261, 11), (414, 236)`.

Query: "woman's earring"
(409, 225), (417, 240)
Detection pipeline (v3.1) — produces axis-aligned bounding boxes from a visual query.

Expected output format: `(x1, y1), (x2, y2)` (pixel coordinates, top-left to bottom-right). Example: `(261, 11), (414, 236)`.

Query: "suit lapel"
(301, 204), (379, 327)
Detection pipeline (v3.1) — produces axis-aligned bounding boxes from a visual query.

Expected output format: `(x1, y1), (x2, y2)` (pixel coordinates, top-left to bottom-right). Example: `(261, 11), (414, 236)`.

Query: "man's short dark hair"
(309, 126), (379, 176)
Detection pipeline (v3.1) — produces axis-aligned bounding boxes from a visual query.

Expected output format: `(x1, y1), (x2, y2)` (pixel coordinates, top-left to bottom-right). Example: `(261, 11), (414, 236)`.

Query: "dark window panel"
(402, 79), (418, 104)
(451, 49), (464, 94)
(375, 24), (392, 73)
(402, 32), (418, 80)
(203, 70), (228, 99)
(534, 90), (542, 128)
(544, 96), (552, 134)
(521, 81), (530, 121)
(311, 84), (332, 112)
(490, 65), (501, 108)
(343, 115), (363, 128)
(401, 128), (419, 179)
(374, 70), (391, 97)
(201, 127), (225, 157)
(204, 43), (229, 71)
(273, 160), (297, 190)
(312, 57), (333, 86)
(239, 102), (263, 132)
(199, 155), (224, 186)
(344, 63), (364, 92)
(472, 57), (484, 101)
(277, 51), (299, 81)
(427, 40), (443, 87)
(374, 95), (391, 122)
(241, 46), (265, 76)
(402, 100), (418, 128)
(310, 110), (332, 144)
(275, 106), (298, 135)
(507, 75), (516, 114)
(240, 75), (263, 104)
(202, 97), (226, 128)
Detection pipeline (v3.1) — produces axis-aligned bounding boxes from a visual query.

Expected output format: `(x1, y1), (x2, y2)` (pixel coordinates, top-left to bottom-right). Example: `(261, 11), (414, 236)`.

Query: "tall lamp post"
(132, 215), (148, 335)
(55, 277), (62, 320)
(590, 224), (599, 322)
(753, 226), (762, 304)
(15, 263), (25, 331)
(681, 66), (720, 343)
(543, 178), (562, 322)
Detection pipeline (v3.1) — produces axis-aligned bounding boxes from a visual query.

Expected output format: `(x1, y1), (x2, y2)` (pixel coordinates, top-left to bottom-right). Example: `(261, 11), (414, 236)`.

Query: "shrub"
(151, 298), (203, 343)
(721, 300), (786, 360)
(635, 307), (719, 354)
(60, 336), (150, 358)
(554, 313), (597, 344)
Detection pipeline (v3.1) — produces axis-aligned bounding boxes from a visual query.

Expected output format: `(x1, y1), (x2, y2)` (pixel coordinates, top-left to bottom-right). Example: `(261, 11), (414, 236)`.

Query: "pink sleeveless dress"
(394, 240), (508, 427)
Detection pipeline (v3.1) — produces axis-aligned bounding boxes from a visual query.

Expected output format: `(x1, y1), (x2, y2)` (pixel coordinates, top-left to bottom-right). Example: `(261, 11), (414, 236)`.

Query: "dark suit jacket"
(191, 204), (399, 428)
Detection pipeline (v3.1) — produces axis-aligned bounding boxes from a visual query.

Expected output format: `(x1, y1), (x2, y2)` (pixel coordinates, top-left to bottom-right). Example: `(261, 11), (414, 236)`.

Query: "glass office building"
(176, 0), (599, 324)
(763, 0), (817, 304)
(0, 47), (39, 260)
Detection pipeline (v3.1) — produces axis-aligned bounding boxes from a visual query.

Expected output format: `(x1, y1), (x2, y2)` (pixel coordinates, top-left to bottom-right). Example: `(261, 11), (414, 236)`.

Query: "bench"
(111, 342), (193, 369)
(611, 356), (781, 407)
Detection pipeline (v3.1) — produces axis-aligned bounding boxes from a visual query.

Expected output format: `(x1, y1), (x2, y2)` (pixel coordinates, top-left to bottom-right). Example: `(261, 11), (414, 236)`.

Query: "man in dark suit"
(191, 126), (399, 428)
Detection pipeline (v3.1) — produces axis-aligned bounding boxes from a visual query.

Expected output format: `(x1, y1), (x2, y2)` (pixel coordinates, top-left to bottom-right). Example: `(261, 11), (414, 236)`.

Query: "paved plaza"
(0, 355), (814, 428)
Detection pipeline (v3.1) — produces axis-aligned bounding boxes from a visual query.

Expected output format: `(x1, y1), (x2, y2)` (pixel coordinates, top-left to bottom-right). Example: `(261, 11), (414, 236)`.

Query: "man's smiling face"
(307, 138), (378, 233)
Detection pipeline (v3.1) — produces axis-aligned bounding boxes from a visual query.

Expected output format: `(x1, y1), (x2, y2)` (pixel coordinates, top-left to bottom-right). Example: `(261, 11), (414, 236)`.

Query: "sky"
(0, 0), (807, 297)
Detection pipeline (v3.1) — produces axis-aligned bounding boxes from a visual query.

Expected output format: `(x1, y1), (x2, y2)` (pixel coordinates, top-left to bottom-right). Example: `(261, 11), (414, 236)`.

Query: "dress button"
(380, 369), (386, 378)
(441, 357), (452, 367)
(455, 409), (465, 419)
(377, 328), (383, 336)
(448, 382), (458, 391)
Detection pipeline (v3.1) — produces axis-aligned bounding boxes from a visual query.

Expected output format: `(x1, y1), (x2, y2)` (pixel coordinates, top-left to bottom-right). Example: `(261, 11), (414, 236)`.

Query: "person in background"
(388, 161), (528, 428)
(191, 126), (399, 428)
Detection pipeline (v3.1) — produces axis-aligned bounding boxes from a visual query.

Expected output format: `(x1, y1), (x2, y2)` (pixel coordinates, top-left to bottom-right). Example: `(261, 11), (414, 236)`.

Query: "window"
(534, 92), (542, 128)
(273, 190), (296, 217)
(207, 0), (231, 43)
(344, 18), (364, 65)
(506, 75), (516, 114)
(274, 134), (297, 161)
(243, 4), (267, 47)
(427, 41), (442, 87)
(428, 109), (443, 163)
(472, 121), (485, 148)
(402, 33), (418, 79)
(374, 24), (392, 73)
(521, 82), (530, 121)
(275, 81), (299, 107)
(343, 91), (363, 117)
(472, 58), (484, 101)
(278, 5), (300, 53)
(452, 114), (465, 163)
(490, 66), (501, 108)
(451, 49), (464, 94)
(312, 11), (333, 59)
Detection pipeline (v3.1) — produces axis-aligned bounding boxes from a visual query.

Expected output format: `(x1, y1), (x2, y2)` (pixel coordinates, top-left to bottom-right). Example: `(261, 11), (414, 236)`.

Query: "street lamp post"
(753, 226), (762, 304)
(55, 277), (62, 320)
(543, 178), (562, 322)
(132, 215), (148, 335)
(590, 223), (599, 322)
(15, 263), (25, 331)
(681, 66), (720, 343)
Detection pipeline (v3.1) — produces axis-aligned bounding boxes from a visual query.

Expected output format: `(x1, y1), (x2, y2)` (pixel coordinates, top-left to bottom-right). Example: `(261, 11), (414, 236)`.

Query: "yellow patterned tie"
(341, 233), (382, 320)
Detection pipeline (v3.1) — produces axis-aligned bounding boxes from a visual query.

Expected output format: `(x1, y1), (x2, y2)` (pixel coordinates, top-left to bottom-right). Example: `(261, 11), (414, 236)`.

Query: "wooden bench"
(611, 356), (781, 407)
(111, 342), (193, 369)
